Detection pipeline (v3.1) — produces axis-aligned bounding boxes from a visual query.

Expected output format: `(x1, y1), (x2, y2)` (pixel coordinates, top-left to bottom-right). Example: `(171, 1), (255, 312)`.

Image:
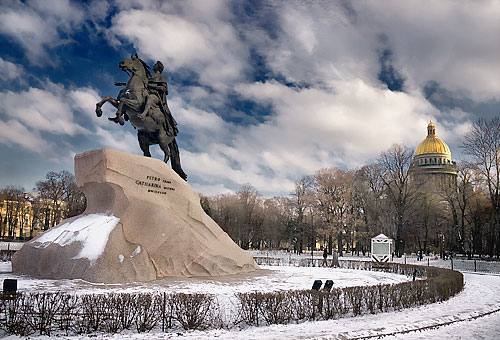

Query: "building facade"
(410, 121), (458, 193)
(0, 195), (66, 240)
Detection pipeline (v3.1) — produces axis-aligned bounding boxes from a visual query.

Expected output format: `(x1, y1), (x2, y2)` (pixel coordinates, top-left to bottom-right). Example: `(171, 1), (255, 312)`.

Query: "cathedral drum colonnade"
(410, 121), (458, 192)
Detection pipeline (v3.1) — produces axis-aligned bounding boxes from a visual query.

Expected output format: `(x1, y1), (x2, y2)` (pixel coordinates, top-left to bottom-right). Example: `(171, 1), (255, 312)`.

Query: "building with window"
(410, 121), (458, 192)
(0, 194), (66, 240)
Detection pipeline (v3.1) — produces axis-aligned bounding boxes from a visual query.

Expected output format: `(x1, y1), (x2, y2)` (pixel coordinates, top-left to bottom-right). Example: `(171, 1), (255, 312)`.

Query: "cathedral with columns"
(410, 121), (458, 192)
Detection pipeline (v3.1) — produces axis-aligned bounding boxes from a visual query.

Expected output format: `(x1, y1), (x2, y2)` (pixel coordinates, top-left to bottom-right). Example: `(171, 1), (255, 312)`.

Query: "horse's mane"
(137, 58), (152, 78)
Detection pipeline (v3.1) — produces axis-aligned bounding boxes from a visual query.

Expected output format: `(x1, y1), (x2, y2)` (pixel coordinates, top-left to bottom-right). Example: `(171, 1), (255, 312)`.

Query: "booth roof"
(372, 233), (390, 240)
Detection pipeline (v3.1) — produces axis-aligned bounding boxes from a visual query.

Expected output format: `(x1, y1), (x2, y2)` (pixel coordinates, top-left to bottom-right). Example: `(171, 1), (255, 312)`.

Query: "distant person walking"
(322, 248), (328, 266)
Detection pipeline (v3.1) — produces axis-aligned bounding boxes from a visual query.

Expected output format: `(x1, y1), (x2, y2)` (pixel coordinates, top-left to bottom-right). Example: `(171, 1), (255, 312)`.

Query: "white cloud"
(361, 1), (500, 100)
(0, 119), (47, 153)
(169, 97), (227, 134)
(28, 0), (83, 29)
(2, 1), (498, 196)
(191, 182), (234, 197)
(0, 83), (137, 160)
(177, 78), (472, 196)
(0, 0), (83, 64)
(0, 86), (89, 135)
(109, 2), (249, 90)
(256, 2), (377, 87)
(182, 149), (296, 194)
(69, 87), (116, 127)
(105, 1), (493, 195)
(0, 58), (23, 81)
(94, 126), (139, 154)
(261, 1), (500, 100)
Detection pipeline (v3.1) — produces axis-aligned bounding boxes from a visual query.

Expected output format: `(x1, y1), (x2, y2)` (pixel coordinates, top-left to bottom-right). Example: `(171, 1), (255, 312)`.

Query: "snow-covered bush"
(0, 262), (463, 336)
(171, 293), (217, 330)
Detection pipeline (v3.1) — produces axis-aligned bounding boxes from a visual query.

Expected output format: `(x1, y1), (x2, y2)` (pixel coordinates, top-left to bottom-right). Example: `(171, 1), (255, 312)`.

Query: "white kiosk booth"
(371, 234), (393, 262)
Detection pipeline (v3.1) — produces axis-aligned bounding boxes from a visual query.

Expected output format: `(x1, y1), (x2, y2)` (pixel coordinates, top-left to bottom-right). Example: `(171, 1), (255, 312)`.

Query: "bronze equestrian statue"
(95, 54), (187, 181)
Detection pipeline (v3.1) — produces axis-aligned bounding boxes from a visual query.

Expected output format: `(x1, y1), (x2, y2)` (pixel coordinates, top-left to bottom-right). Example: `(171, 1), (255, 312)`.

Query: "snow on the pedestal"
(131, 245), (141, 257)
(32, 214), (120, 264)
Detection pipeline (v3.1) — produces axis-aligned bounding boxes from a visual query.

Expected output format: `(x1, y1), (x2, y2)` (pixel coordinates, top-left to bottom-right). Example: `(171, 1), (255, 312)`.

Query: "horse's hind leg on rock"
(169, 139), (187, 181)
(158, 131), (171, 164)
(138, 131), (152, 157)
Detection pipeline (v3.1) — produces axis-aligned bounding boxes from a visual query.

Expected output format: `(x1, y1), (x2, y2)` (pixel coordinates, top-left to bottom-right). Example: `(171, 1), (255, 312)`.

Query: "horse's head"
(118, 54), (151, 81)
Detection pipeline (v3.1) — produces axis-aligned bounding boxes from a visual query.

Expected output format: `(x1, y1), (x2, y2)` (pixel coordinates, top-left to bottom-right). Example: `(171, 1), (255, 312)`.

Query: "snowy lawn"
(1, 272), (498, 339)
(0, 264), (410, 296)
(162, 272), (500, 339)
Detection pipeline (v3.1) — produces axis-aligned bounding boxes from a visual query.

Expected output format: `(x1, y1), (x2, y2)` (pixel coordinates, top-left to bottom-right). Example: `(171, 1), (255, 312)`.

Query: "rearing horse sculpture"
(95, 54), (187, 181)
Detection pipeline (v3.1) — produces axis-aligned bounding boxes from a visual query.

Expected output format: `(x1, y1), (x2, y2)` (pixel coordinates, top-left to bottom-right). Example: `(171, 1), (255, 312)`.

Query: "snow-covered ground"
(3, 272), (499, 340)
(2, 253), (500, 339)
(0, 264), (409, 295)
(251, 249), (500, 274)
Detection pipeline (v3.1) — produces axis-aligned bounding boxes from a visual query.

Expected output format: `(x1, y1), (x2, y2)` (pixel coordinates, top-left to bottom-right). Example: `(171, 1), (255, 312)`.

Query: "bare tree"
(440, 162), (479, 254)
(463, 117), (500, 257)
(355, 164), (390, 241)
(35, 171), (86, 229)
(467, 190), (492, 257)
(261, 197), (290, 249)
(378, 144), (415, 256)
(207, 193), (239, 240)
(290, 176), (314, 254)
(236, 185), (263, 249)
(410, 191), (445, 256)
(313, 168), (354, 256)
(0, 186), (25, 239)
(36, 172), (67, 229)
(65, 179), (86, 218)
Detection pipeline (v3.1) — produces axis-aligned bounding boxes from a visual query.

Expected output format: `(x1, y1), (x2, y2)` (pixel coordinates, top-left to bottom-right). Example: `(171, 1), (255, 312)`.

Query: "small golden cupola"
(411, 121), (457, 191)
(415, 121), (452, 162)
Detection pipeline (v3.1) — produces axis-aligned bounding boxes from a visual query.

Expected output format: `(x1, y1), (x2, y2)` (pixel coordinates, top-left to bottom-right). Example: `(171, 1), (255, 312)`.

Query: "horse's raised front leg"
(95, 97), (119, 117)
(109, 98), (133, 125)
(138, 131), (152, 157)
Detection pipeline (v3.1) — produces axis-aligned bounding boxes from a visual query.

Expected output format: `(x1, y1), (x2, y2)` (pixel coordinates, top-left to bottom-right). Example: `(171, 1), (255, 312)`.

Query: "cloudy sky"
(0, 0), (499, 196)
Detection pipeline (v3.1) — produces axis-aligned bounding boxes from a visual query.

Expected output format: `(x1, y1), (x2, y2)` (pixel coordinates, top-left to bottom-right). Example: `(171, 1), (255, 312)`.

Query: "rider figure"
(137, 61), (178, 136)
(109, 61), (178, 136)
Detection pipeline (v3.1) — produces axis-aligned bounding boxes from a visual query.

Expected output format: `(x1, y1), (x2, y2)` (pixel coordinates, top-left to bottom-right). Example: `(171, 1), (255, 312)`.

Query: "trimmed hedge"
(235, 264), (463, 326)
(0, 261), (463, 336)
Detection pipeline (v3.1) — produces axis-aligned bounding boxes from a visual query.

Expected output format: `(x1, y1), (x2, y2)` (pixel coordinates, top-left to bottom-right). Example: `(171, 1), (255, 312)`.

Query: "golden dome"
(415, 121), (452, 157)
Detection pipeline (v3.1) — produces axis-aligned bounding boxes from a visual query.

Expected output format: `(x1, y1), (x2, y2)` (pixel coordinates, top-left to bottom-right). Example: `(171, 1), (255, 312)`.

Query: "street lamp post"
(310, 209), (314, 266)
(439, 232), (445, 259)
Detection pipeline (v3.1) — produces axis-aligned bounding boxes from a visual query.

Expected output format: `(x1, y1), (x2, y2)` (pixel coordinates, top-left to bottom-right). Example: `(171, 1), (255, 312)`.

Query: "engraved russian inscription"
(135, 175), (175, 194)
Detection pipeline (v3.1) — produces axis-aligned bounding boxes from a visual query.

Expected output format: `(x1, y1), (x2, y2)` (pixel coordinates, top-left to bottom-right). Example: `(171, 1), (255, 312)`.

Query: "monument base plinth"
(13, 149), (258, 283)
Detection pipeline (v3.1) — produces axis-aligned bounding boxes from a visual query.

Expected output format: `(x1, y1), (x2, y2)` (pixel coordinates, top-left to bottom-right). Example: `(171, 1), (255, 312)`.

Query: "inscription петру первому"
(135, 175), (175, 195)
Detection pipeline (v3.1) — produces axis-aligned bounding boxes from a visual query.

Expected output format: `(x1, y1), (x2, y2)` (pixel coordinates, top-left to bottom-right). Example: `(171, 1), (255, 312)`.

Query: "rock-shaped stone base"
(13, 149), (258, 283)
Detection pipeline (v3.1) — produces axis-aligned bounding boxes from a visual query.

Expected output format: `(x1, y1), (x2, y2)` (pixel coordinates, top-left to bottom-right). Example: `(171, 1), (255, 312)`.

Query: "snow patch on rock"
(33, 214), (120, 264)
(118, 254), (124, 263)
(131, 245), (141, 257)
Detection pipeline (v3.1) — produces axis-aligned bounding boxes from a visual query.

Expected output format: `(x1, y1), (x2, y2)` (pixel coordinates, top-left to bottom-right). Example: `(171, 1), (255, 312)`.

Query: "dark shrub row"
(235, 264), (463, 326)
(0, 292), (219, 336)
(0, 262), (463, 336)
